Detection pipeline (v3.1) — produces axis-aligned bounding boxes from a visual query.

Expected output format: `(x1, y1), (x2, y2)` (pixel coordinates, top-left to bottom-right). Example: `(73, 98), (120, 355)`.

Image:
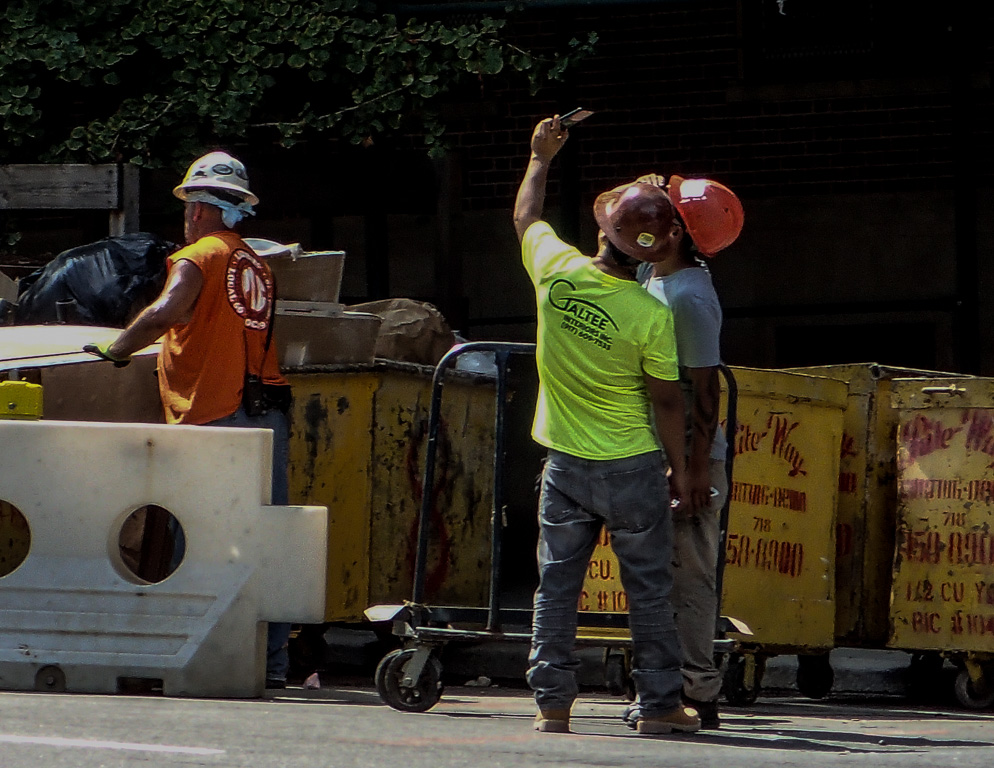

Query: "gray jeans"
(670, 459), (729, 702)
(527, 449), (684, 716)
(206, 406), (292, 681)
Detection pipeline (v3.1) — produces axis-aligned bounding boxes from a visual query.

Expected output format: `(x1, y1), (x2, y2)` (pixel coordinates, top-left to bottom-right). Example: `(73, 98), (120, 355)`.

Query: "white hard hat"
(173, 151), (259, 206)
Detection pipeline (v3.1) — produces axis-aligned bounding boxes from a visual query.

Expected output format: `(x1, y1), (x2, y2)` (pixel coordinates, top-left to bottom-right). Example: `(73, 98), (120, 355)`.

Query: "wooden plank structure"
(0, 164), (139, 236)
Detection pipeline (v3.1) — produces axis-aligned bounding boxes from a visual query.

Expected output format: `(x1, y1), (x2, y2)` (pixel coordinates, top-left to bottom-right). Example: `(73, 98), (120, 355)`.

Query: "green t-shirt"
(522, 221), (680, 460)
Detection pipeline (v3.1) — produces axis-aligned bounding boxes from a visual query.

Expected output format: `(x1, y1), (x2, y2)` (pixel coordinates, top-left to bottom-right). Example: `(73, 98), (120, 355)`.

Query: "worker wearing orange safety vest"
(84, 152), (293, 689)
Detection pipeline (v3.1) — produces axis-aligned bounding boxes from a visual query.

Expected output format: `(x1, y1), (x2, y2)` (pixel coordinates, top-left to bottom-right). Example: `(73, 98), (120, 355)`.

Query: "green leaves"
(0, 1), (595, 165)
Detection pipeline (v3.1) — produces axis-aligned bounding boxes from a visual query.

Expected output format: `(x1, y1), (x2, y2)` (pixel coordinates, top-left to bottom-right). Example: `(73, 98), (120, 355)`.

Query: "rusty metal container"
(787, 364), (969, 648)
(889, 380), (994, 649)
(718, 367), (847, 652)
(888, 377), (994, 707)
(286, 361), (497, 622)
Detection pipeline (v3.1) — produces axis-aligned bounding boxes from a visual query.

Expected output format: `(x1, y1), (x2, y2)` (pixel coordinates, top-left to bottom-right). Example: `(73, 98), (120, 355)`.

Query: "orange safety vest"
(158, 230), (287, 425)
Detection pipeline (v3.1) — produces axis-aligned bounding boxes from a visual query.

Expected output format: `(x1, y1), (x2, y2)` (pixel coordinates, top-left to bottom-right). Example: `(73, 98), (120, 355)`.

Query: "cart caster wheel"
(796, 653), (834, 700)
(375, 648), (444, 712)
(953, 668), (994, 710)
(722, 653), (764, 707)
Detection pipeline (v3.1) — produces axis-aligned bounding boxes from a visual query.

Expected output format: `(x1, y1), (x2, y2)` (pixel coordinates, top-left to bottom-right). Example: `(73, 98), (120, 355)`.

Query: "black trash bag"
(14, 233), (176, 327)
(0, 298), (15, 326)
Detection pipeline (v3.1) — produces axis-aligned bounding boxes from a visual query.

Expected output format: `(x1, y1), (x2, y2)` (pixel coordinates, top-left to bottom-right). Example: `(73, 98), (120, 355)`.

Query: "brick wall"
(439, 1), (992, 208)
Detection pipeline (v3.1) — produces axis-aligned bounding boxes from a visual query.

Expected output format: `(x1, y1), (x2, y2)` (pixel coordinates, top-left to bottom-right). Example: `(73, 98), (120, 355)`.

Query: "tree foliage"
(0, 0), (595, 167)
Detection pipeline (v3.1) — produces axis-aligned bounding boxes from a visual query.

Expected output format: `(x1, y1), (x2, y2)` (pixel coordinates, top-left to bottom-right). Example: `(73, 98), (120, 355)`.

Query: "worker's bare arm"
(109, 260), (203, 358)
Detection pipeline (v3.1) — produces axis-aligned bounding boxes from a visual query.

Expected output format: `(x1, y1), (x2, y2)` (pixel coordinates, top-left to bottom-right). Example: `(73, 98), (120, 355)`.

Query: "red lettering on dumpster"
(903, 477), (994, 504)
(767, 415), (807, 477)
(965, 479), (994, 503)
(977, 582), (994, 605)
(965, 614), (994, 635)
(963, 409), (994, 468)
(587, 558), (614, 581)
(725, 534), (804, 577)
(900, 414), (963, 466)
(730, 481), (807, 512)
(943, 510), (967, 527)
(911, 611), (942, 633)
(734, 423), (767, 456)
(947, 532), (994, 566)
(900, 530), (942, 564)
(899, 478), (963, 501)
(905, 579), (934, 602)
(590, 590), (627, 612)
(952, 611), (964, 634)
(940, 582), (965, 602)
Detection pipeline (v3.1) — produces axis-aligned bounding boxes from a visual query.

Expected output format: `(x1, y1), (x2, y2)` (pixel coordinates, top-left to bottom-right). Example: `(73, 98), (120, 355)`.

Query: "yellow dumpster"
(719, 367), (846, 651)
(286, 361), (497, 623)
(787, 364), (970, 649)
(888, 377), (994, 708)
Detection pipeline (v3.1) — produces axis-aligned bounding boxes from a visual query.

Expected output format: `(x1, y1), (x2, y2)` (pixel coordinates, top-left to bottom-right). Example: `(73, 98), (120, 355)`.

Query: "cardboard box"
(0, 271), (17, 303)
(267, 251), (346, 303)
(275, 306), (382, 367)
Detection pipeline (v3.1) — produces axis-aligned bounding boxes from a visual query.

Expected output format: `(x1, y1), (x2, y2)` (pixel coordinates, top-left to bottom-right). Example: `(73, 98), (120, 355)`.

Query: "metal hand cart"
(365, 341), (744, 712)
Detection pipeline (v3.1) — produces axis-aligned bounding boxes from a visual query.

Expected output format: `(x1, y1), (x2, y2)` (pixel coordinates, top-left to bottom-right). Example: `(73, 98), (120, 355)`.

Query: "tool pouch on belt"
(242, 373), (267, 417)
(243, 375), (292, 417)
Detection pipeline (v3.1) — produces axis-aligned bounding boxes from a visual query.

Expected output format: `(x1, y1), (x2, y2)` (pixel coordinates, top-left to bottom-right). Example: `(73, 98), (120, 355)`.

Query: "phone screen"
(560, 109), (594, 129)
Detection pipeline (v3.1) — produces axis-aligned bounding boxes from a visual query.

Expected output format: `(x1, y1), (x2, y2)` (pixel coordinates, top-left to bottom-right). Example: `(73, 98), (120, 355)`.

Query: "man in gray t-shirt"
(632, 173), (743, 730)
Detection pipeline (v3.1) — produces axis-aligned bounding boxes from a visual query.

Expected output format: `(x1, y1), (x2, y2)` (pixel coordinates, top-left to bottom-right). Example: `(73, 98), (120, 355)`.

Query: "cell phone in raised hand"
(559, 108), (594, 129)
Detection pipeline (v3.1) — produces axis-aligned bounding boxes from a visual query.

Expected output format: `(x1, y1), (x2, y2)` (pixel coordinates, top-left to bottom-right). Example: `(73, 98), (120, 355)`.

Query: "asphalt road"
(2, 684), (993, 768)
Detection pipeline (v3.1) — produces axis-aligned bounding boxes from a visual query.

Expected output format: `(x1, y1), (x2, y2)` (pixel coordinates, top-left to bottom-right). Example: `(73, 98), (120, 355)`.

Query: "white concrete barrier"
(0, 419), (327, 698)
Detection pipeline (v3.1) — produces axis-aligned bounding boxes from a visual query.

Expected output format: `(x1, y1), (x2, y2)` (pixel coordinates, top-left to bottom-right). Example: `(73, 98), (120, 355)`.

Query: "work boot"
(683, 696), (720, 729)
(533, 708), (571, 733)
(635, 705), (701, 735)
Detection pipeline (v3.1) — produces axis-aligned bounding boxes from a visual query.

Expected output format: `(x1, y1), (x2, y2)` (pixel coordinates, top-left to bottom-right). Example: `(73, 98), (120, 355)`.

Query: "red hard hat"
(593, 182), (677, 261)
(667, 175), (743, 256)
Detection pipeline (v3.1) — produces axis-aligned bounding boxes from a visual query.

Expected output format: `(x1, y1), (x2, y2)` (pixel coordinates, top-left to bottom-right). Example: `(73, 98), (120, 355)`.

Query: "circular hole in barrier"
(116, 505), (186, 584)
(0, 499), (31, 578)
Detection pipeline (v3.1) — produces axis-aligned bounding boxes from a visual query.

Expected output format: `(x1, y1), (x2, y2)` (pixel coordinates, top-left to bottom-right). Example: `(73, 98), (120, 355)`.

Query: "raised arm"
(513, 116), (569, 242)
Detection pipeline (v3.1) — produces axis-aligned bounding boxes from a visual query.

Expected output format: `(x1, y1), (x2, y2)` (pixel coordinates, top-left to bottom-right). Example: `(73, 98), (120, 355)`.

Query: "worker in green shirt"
(513, 115), (700, 736)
